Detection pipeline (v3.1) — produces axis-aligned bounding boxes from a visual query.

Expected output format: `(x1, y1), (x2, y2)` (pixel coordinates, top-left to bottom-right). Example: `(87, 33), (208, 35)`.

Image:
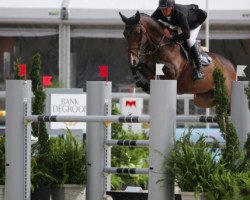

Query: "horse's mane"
(139, 13), (162, 28)
(139, 13), (164, 36)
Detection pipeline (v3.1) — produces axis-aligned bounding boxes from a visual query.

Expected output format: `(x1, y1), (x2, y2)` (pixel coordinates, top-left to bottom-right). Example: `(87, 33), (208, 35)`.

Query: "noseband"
(125, 24), (143, 58)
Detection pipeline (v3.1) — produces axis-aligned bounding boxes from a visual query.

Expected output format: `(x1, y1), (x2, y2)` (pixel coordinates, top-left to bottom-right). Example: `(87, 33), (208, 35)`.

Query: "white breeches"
(186, 25), (201, 48)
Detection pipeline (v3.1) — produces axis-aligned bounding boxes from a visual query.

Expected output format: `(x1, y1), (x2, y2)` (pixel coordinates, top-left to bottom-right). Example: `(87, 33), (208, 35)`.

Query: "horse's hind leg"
(193, 90), (215, 108)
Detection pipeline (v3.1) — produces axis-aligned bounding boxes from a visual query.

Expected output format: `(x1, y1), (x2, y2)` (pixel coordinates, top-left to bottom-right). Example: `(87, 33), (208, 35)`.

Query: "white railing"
(112, 92), (213, 128)
(0, 91), (214, 129)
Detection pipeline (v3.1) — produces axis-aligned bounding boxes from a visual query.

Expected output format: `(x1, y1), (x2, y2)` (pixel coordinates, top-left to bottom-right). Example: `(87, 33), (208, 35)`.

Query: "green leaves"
(111, 105), (149, 190)
(48, 131), (86, 185)
(207, 169), (250, 200)
(167, 128), (219, 193)
(213, 67), (241, 171)
(31, 150), (56, 191)
(29, 53), (49, 155)
(29, 53), (42, 93)
(31, 131), (86, 191)
(111, 130), (149, 190)
(13, 57), (23, 80)
(244, 82), (250, 110)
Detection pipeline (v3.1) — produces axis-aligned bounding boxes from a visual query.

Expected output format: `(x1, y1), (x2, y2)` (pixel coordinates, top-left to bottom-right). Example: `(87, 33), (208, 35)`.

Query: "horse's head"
(119, 11), (167, 68)
(119, 11), (145, 67)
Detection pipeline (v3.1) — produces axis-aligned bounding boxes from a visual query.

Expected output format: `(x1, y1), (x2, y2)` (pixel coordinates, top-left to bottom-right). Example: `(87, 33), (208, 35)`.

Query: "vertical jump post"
(148, 80), (176, 200)
(86, 81), (112, 200)
(5, 80), (177, 200)
(5, 80), (32, 200)
(231, 81), (250, 149)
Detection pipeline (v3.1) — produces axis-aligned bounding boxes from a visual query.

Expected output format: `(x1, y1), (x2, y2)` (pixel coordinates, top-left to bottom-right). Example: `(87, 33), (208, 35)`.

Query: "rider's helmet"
(158, 0), (175, 8)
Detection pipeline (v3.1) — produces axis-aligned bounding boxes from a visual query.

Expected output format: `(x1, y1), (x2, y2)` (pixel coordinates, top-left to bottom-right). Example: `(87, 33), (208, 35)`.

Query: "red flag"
(99, 65), (108, 78)
(126, 100), (136, 107)
(18, 64), (27, 77)
(42, 76), (52, 88)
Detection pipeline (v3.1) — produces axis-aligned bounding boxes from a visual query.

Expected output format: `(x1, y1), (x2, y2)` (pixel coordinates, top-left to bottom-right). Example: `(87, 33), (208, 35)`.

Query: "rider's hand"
(164, 28), (172, 38)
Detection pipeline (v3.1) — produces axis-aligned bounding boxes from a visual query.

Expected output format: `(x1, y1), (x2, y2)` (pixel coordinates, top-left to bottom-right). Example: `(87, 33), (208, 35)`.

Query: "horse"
(119, 11), (236, 108)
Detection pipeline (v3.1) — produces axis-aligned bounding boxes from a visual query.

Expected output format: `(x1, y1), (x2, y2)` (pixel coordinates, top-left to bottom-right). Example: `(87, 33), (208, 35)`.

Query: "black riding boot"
(190, 45), (204, 80)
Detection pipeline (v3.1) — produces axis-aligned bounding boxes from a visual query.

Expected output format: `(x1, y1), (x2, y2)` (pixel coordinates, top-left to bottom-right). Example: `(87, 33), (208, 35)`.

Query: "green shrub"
(48, 131), (86, 185)
(31, 131), (86, 191)
(167, 128), (219, 194)
(111, 103), (149, 190)
(29, 53), (49, 155)
(31, 146), (56, 191)
(208, 170), (250, 200)
(111, 130), (149, 190)
(244, 82), (250, 110)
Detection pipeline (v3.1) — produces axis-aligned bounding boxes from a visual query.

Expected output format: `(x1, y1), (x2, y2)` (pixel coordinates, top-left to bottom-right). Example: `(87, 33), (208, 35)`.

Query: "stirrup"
(193, 68), (204, 80)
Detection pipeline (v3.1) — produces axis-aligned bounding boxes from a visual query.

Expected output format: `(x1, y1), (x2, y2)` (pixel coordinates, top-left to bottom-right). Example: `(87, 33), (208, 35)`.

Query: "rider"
(151, 0), (207, 80)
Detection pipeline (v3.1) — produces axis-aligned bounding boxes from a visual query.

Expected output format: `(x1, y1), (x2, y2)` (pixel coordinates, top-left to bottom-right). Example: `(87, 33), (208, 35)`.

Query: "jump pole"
(231, 81), (250, 149)
(148, 80), (176, 200)
(86, 81), (112, 200)
(5, 80), (32, 200)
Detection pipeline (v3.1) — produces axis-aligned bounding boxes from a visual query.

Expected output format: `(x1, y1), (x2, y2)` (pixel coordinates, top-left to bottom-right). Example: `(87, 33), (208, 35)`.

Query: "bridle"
(125, 24), (143, 60)
(126, 23), (173, 65)
(124, 20), (177, 94)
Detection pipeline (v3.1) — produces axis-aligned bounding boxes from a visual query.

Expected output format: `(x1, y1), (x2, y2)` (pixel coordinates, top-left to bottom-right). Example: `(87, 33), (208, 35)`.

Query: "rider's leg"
(187, 26), (204, 80)
(190, 44), (204, 79)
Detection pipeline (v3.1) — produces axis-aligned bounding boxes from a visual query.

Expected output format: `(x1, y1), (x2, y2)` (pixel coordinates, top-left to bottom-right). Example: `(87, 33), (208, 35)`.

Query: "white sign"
(50, 93), (86, 130)
(121, 97), (143, 132)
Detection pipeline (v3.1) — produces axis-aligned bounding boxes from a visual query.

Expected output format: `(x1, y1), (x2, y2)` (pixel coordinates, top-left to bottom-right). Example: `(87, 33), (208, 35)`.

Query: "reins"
(138, 24), (173, 56)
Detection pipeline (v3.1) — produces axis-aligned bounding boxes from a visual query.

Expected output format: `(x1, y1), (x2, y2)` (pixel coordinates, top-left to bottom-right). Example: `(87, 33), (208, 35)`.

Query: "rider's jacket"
(151, 4), (207, 42)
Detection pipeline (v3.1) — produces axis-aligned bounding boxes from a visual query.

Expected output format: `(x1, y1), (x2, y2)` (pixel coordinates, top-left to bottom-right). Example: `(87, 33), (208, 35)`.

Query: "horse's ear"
(135, 11), (140, 22)
(119, 12), (128, 24)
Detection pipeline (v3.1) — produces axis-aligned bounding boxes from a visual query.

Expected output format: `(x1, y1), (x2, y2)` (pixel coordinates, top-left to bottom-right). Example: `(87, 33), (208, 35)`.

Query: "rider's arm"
(172, 13), (190, 42)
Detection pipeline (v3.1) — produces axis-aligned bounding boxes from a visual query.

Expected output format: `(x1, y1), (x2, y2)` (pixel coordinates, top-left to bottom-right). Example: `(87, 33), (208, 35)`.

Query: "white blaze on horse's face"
(130, 53), (140, 67)
(127, 27), (142, 67)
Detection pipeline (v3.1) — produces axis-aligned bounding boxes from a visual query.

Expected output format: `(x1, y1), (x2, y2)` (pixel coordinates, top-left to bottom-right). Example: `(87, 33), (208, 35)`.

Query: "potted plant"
(31, 143), (56, 200)
(166, 68), (250, 200)
(49, 131), (87, 200)
(0, 136), (5, 200)
(167, 128), (218, 200)
(204, 72), (250, 200)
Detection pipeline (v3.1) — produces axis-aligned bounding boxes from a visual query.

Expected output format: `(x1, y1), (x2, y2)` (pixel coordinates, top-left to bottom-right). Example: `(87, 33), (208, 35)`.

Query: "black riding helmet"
(158, 0), (175, 8)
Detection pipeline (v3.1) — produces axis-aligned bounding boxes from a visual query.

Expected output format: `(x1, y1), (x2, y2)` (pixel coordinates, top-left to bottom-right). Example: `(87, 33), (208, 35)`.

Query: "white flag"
(236, 65), (247, 77)
(156, 64), (165, 76)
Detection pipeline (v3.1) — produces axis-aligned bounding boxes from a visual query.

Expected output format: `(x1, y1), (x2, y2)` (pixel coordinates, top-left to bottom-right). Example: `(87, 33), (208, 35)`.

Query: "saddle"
(196, 42), (212, 66)
(179, 40), (212, 66)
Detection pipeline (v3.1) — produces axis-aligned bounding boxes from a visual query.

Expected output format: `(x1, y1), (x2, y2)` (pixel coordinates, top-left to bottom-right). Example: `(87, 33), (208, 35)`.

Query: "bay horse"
(119, 11), (236, 108)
